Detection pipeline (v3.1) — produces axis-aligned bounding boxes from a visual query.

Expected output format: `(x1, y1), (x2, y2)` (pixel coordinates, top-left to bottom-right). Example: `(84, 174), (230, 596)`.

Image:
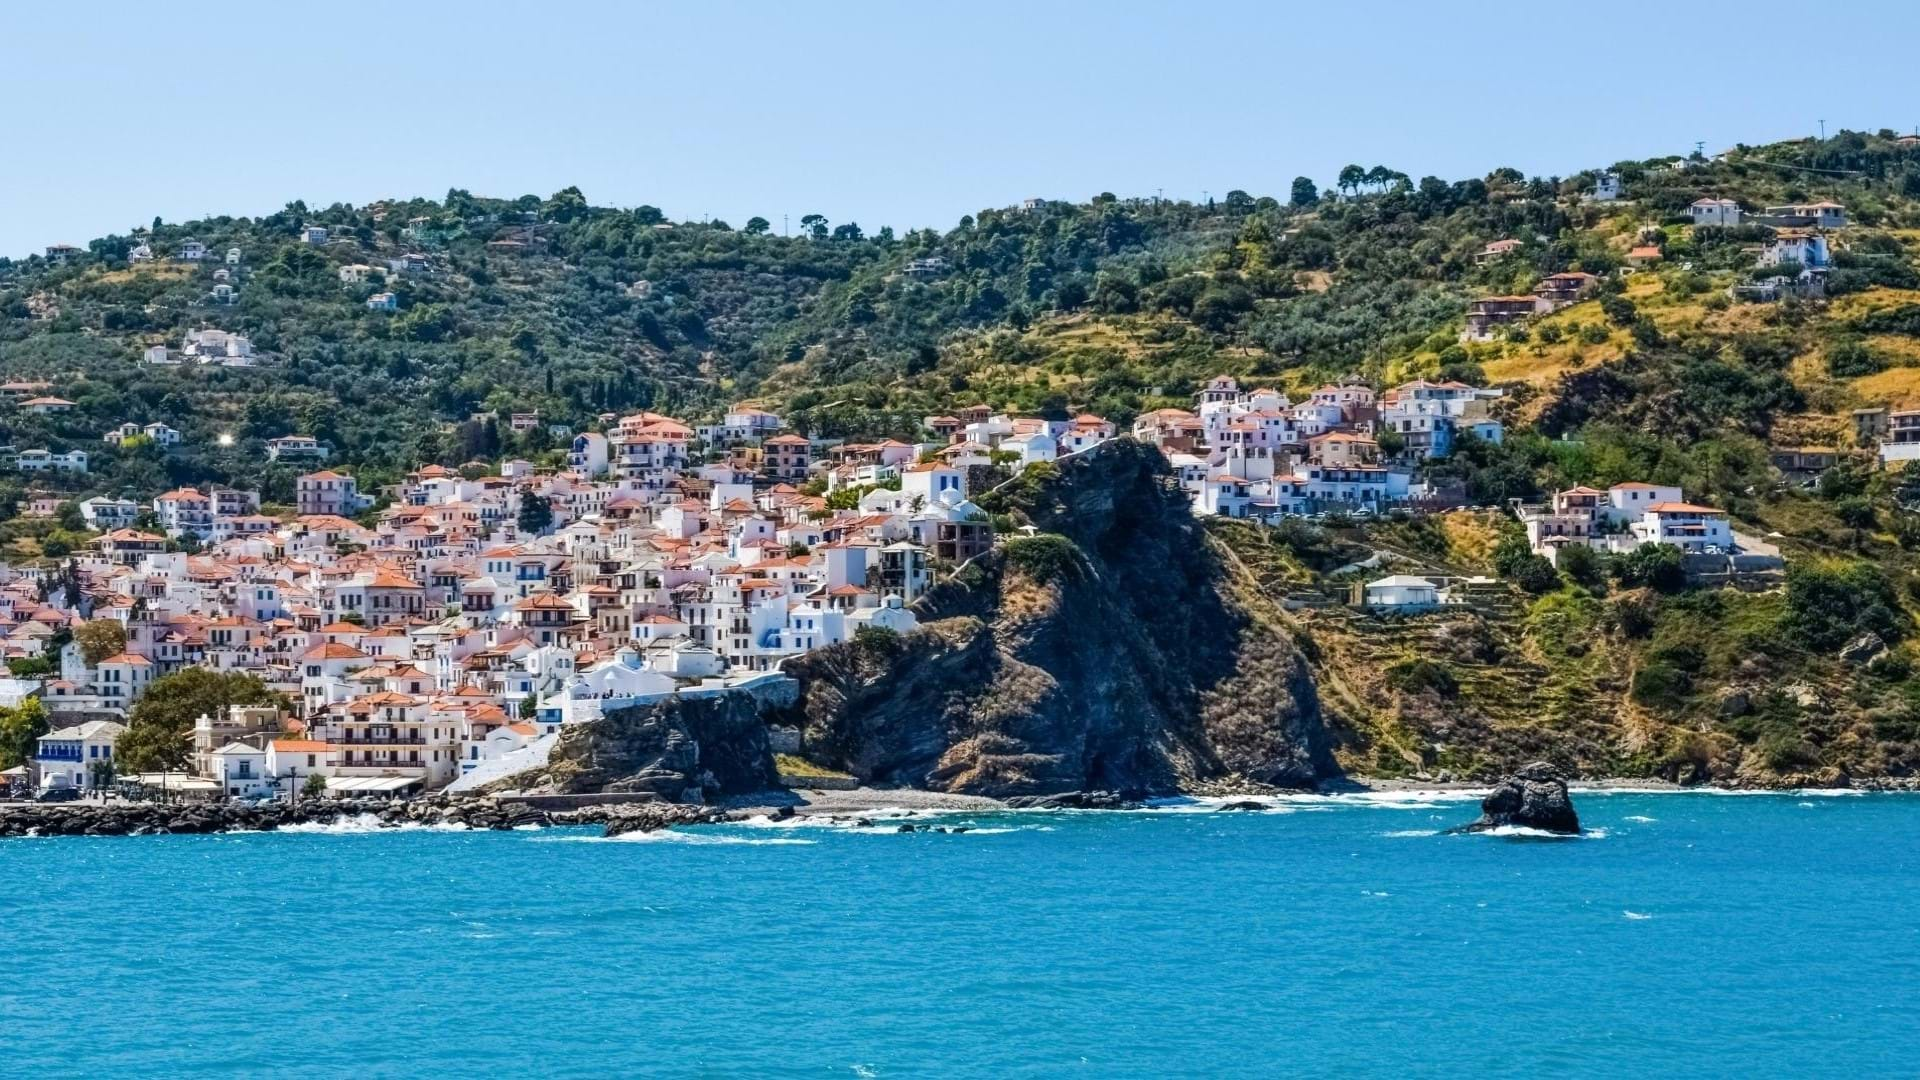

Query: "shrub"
(1557, 543), (1606, 589)
(1826, 339), (1883, 378)
(1002, 534), (1084, 585)
(852, 625), (903, 653)
(1785, 560), (1907, 652)
(1386, 659), (1458, 698)
(1613, 544), (1688, 593)
(1630, 663), (1691, 710)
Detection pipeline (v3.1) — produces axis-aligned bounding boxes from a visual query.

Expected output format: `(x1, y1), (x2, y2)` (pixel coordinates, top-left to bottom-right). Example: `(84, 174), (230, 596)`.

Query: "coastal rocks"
(0, 796), (601, 838)
(600, 803), (728, 838)
(1455, 762), (1581, 835)
(525, 693), (779, 802)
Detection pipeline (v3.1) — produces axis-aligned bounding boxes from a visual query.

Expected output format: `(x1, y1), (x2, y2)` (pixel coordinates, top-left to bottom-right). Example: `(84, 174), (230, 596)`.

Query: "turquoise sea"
(4, 790), (1918, 1078)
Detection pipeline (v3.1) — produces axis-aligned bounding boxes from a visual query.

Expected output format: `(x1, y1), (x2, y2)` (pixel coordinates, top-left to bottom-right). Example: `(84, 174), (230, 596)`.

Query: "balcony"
(335, 735), (427, 746)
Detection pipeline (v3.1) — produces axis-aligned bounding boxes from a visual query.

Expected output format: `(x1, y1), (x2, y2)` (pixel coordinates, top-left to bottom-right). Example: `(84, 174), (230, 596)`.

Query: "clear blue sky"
(5, 0), (1916, 257)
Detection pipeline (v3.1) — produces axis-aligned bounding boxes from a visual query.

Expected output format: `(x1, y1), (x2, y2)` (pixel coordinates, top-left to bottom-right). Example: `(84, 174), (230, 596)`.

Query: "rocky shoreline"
(0, 796), (731, 839)
(7, 772), (1920, 840)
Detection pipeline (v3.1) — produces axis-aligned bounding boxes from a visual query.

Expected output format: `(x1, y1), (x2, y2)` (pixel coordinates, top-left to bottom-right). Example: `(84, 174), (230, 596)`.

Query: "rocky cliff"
(512, 691), (780, 802)
(774, 440), (1332, 796)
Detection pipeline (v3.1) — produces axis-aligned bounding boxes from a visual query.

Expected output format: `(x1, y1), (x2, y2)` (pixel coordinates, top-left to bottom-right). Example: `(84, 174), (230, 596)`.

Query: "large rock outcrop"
(527, 692), (779, 803)
(774, 440), (1331, 797)
(1457, 762), (1582, 834)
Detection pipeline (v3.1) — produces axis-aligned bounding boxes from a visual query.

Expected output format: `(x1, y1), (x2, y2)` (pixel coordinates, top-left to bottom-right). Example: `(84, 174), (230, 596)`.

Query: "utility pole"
(1819, 118), (1826, 139)
(782, 214), (788, 237)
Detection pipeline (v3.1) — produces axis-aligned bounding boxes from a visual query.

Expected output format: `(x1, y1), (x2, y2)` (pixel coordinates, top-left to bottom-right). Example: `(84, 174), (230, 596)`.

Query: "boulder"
(1840, 632), (1888, 667)
(1455, 762), (1580, 835)
(600, 803), (725, 838)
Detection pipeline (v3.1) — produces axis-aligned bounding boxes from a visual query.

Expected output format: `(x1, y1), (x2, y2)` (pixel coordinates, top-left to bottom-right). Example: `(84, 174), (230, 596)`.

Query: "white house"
(79, 495), (139, 530)
(1365, 575), (1439, 609)
(210, 743), (271, 798)
(267, 738), (336, 791)
(1631, 502), (1733, 553)
(34, 720), (126, 791)
(266, 436), (329, 462)
(1001, 431), (1058, 466)
(1689, 198), (1743, 227)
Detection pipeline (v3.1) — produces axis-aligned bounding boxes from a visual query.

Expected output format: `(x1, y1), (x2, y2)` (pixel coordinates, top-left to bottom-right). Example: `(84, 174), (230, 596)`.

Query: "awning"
(325, 775), (422, 794)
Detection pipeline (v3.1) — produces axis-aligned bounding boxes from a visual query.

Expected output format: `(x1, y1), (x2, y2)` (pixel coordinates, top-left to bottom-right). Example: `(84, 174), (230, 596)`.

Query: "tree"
(1289, 176), (1318, 207)
(800, 214), (828, 240)
(0, 697), (50, 769)
(1613, 544), (1688, 593)
(1557, 543), (1606, 589)
(1785, 560), (1907, 652)
(117, 670), (278, 774)
(743, 216), (771, 236)
(75, 619), (127, 668)
(517, 490), (553, 535)
(303, 771), (327, 798)
(1492, 534), (1559, 594)
(1337, 164), (1365, 197)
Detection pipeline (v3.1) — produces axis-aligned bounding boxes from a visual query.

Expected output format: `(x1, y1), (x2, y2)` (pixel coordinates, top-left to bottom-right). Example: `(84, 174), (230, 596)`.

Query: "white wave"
(1381, 829), (1438, 838)
(1578, 786), (1866, 797)
(539, 830), (817, 846)
(271, 814), (475, 834)
(1623, 815), (1656, 823)
(1475, 824), (1601, 840)
(1361, 890), (1391, 898)
(1623, 910), (1653, 920)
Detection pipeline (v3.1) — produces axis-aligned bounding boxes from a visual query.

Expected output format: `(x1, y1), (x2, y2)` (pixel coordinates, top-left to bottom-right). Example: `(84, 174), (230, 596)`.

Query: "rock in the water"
(1215, 800), (1269, 812)
(1456, 762), (1580, 835)
(600, 803), (724, 837)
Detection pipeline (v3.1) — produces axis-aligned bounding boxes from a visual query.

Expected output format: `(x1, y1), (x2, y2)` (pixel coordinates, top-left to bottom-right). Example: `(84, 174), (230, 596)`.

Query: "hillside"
(12, 130), (1920, 784)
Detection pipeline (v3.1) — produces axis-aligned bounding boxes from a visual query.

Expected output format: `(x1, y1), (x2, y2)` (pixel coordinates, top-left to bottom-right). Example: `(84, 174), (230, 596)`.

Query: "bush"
(1002, 534), (1084, 585)
(1609, 592), (1659, 638)
(1492, 534), (1559, 593)
(1386, 659), (1458, 698)
(1870, 651), (1913, 682)
(852, 625), (903, 653)
(1826, 339), (1883, 378)
(1613, 544), (1688, 593)
(1557, 543), (1606, 589)
(1785, 560), (1907, 652)
(1630, 663), (1691, 710)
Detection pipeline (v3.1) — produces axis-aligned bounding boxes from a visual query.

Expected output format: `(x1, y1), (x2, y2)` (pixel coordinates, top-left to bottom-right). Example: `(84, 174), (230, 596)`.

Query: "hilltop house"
(1462, 296), (1543, 342)
(266, 436), (328, 463)
(1690, 198), (1743, 227)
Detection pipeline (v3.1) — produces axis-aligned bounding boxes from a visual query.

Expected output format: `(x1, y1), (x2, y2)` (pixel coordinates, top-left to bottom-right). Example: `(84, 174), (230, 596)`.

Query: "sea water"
(3, 790), (1917, 1077)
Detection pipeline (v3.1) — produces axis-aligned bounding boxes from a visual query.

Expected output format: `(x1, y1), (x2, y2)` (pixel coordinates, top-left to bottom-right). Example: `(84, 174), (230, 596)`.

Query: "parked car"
(34, 786), (80, 803)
